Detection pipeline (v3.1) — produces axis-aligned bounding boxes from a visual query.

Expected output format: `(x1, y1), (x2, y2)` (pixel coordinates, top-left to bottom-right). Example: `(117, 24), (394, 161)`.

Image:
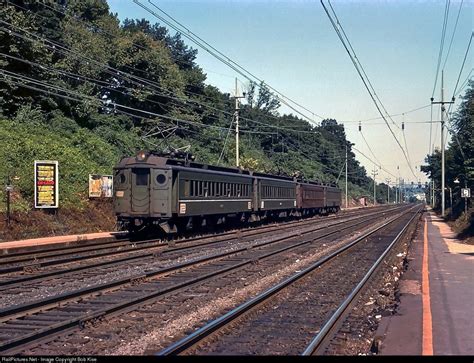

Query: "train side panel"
(325, 186), (342, 209)
(298, 183), (325, 209)
(175, 169), (253, 216)
(257, 178), (297, 211)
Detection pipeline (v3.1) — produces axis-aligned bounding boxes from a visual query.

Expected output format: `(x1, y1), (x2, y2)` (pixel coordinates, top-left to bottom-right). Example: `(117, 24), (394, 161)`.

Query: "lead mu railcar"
(113, 152), (341, 233)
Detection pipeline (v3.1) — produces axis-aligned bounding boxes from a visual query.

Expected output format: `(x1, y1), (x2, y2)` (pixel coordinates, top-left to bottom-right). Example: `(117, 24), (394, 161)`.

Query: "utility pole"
(386, 178), (391, 204)
(441, 72), (445, 216)
(395, 182), (398, 204)
(345, 144), (348, 208)
(431, 71), (454, 216)
(371, 166), (378, 206)
(233, 78), (246, 167)
(401, 178), (404, 203)
(431, 171), (436, 208)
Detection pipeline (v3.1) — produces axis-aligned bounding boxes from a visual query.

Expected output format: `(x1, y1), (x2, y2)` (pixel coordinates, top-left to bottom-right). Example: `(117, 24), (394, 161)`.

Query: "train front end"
(113, 151), (173, 233)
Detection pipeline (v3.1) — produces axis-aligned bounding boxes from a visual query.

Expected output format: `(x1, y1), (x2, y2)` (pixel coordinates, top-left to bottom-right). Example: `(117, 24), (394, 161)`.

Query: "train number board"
(461, 188), (470, 198)
(34, 160), (59, 209)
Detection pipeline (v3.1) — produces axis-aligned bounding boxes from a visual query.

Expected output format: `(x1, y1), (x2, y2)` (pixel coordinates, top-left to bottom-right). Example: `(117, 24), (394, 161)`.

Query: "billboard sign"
(34, 160), (59, 209)
(89, 174), (113, 198)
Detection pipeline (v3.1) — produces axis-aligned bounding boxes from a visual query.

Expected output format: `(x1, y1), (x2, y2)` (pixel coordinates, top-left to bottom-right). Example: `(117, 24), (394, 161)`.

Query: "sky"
(108, 0), (473, 185)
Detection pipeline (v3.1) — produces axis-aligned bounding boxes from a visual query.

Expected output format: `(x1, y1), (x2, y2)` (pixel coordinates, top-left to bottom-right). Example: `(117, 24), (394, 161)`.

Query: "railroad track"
(156, 204), (422, 355)
(0, 205), (409, 354)
(0, 206), (391, 274)
(0, 206), (398, 293)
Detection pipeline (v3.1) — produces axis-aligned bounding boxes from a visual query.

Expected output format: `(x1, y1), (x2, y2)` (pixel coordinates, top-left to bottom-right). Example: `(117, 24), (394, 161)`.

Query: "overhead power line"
(320, 0), (416, 179)
(359, 127), (382, 168)
(351, 146), (397, 179)
(0, 24), (321, 136)
(340, 104), (431, 123)
(432, 0), (451, 98)
(0, 70), (274, 135)
(327, 0), (399, 131)
(442, 0), (464, 70)
(132, 0), (324, 124)
(450, 32), (473, 102)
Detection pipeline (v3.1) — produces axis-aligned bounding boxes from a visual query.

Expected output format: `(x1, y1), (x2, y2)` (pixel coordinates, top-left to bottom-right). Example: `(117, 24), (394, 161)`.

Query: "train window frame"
(133, 169), (149, 186)
(184, 180), (190, 197)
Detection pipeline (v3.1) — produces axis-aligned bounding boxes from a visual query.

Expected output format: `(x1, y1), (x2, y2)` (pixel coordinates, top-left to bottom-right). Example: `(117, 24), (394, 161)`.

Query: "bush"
(0, 117), (121, 211)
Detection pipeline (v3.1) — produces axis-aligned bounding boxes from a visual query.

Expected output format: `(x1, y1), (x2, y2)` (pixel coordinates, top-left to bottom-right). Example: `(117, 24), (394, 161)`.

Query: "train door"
(131, 168), (150, 214)
(113, 168), (131, 214)
(151, 168), (172, 217)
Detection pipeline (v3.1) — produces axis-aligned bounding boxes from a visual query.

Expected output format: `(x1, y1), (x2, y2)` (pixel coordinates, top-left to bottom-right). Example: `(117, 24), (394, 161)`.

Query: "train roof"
(115, 153), (339, 189)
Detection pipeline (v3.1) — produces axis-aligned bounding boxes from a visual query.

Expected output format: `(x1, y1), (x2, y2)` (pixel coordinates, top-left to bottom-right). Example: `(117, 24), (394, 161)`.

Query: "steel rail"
(0, 207), (393, 314)
(0, 206), (399, 289)
(0, 209), (347, 273)
(302, 206), (422, 355)
(0, 205), (389, 269)
(0, 217), (321, 274)
(0, 207), (407, 353)
(157, 205), (421, 355)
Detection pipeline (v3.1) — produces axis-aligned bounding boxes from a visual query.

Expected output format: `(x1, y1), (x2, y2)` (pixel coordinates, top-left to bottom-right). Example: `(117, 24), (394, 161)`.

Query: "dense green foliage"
(421, 81), (473, 221)
(0, 0), (379, 210)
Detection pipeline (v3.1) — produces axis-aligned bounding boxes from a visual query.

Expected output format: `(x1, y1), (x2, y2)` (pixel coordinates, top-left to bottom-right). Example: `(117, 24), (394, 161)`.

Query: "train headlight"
(136, 151), (147, 161)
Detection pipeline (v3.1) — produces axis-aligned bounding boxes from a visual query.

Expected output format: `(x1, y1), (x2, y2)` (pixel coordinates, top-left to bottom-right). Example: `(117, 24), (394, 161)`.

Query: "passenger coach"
(113, 151), (341, 233)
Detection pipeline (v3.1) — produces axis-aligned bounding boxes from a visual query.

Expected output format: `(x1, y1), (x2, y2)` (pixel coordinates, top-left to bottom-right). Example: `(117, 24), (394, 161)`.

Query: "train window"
(184, 180), (190, 197)
(119, 174), (126, 184)
(133, 169), (149, 186)
(156, 174), (166, 185)
(227, 183), (231, 197)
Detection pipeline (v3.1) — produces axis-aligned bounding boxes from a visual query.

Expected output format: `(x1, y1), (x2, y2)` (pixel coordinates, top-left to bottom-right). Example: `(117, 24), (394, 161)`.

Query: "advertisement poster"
(34, 161), (59, 209)
(89, 174), (113, 198)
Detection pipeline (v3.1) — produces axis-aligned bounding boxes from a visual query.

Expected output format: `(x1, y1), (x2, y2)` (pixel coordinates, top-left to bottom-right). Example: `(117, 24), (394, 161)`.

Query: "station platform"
(379, 210), (473, 355)
(0, 231), (125, 254)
